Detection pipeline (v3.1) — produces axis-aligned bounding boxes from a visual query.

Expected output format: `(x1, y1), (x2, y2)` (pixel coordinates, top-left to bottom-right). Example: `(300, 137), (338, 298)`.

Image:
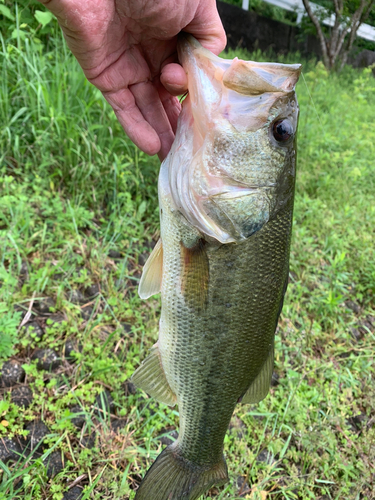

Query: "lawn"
(0, 21), (374, 500)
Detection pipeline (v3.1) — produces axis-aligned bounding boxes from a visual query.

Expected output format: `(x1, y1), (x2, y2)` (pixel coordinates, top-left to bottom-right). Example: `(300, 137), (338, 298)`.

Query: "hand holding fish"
(37, 0), (226, 159)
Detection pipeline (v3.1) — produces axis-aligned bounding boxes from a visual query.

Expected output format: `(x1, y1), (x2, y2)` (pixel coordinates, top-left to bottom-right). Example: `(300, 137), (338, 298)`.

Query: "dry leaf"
(246, 491), (268, 500)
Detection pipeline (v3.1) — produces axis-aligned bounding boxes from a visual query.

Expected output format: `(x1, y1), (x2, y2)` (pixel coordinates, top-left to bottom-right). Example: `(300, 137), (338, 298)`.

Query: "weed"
(0, 25), (374, 500)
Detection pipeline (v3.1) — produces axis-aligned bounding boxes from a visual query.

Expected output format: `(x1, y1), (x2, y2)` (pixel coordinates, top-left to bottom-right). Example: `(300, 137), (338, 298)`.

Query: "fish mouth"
(167, 35), (300, 244)
(178, 33), (301, 134)
(178, 33), (302, 96)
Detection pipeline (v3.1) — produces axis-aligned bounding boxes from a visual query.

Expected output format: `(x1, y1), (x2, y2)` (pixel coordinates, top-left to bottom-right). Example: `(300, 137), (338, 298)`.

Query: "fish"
(131, 34), (301, 500)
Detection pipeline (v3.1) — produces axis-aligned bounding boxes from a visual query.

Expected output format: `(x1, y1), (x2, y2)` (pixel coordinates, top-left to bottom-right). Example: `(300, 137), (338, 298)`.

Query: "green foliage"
(223, 0), (375, 53)
(0, 1), (55, 44)
(221, 0), (298, 25)
(0, 303), (21, 361)
(0, 28), (374, 500)
(300, 0), (375, 53)
(294, 62), (375, 310)
(313, 0), (375, 26)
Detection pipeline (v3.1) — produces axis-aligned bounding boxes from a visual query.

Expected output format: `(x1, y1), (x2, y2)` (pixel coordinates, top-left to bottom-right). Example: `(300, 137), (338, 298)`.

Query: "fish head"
(166, 34), (301, 244)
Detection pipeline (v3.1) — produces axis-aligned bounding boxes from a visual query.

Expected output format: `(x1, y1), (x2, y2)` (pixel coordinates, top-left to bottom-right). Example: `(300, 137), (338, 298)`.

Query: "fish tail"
(135, 442), (228, 500)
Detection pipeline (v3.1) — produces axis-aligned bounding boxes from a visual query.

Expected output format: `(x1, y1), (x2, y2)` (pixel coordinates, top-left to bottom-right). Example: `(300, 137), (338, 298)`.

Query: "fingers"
(156, 79), (181, 134)
(104, 81), (177, 159)
(160, 63), (188, 96)
(130, 80), (175, 161)
(103, 87), (161, 156)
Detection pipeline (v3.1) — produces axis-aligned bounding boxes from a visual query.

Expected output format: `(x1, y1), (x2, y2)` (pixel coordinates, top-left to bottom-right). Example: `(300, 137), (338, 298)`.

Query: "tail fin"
(135, 442), (228, 500)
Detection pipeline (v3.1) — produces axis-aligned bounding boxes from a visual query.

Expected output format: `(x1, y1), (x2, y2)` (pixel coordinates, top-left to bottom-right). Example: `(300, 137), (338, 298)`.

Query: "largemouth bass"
(132, 34), (301, 500)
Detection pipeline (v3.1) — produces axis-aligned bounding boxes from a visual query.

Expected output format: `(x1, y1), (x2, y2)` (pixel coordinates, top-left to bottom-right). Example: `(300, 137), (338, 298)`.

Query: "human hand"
(38, 0), (226, 160)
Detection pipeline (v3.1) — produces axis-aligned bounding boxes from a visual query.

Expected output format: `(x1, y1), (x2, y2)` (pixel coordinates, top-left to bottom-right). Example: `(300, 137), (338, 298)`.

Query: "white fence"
(241, 0), (375, 42)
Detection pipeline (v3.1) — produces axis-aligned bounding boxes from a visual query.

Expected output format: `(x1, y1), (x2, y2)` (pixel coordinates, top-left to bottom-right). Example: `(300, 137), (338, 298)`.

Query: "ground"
(0, 31), (375, 500)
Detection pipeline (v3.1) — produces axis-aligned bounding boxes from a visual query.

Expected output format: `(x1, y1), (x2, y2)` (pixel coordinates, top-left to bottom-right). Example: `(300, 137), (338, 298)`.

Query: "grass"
(0, 28), (374, 500)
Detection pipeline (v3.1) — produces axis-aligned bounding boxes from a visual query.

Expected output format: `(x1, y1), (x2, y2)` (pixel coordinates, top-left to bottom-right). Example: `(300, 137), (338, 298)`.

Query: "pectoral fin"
(180, 239), (209, 310)
(138, 239), (163, 299)
(240, 344), (274, 404)
(131, 344), (177, 407)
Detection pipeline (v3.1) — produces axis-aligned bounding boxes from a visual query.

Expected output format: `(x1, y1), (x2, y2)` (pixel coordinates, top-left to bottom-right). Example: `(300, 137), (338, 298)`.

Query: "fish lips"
(177, 32), (302, 133)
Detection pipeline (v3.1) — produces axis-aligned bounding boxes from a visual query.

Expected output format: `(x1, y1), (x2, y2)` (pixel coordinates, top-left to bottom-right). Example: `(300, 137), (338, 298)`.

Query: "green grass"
(0, 30), (374, 500)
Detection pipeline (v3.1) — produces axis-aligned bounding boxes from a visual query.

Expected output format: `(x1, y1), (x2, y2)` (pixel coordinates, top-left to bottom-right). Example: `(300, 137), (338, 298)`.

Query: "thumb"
(161, 0), (226, 97)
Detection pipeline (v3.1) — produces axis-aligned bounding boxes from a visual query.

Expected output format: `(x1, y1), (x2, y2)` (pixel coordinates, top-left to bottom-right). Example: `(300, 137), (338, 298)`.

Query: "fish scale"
(159, 188), (292, 468)
(132, 34), (301, 500)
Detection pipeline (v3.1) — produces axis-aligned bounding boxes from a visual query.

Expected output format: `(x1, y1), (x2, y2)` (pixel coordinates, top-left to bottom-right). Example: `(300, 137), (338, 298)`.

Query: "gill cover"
(166, 34), (301, 243)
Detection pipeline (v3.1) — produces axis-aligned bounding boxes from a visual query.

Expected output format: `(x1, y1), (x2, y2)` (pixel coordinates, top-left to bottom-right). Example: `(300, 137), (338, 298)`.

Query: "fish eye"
(272, 119), (294, 142)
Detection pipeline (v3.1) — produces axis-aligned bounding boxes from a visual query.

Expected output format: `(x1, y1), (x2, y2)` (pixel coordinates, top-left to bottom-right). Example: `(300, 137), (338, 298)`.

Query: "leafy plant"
(301, 0), (375, 69)
(0, 0), (55, 44)
(0, 24), (374, 500)
(0, 303), (21, 361)
(221, 0), (298, 25)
